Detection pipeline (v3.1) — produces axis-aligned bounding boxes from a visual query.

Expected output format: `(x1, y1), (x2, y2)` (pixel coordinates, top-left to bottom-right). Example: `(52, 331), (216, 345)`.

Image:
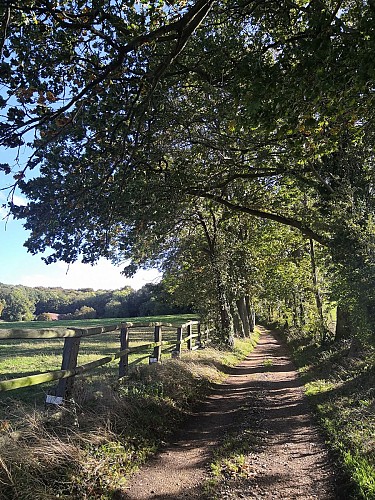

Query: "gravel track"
(123, 326), (338, 499)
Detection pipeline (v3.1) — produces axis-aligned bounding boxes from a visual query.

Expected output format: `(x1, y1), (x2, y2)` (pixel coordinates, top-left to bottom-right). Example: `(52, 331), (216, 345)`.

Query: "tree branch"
(3, 0), (216, 146)
(189, 190), (329, 245)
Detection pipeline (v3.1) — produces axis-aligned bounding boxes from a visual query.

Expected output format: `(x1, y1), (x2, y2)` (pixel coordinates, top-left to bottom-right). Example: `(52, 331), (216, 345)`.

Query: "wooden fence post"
(174, 326), (183, 358)
(197, 322), (201, 347)
(151, 325), (162, 362)
(187, 323), (192, 350)
(56, 336), (81, 399)
(119, 325), (129, 377)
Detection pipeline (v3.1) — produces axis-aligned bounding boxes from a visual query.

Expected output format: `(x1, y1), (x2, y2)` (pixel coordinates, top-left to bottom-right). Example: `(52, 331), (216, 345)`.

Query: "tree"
(0, 298), (6, 317)
(2, 0), (375, 339)
(1, 287), (35, 321)
(103, 300), (122, 318)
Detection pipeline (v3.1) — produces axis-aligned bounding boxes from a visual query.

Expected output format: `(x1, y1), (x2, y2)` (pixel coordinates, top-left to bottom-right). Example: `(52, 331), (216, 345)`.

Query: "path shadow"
(123, 328), (338, 499)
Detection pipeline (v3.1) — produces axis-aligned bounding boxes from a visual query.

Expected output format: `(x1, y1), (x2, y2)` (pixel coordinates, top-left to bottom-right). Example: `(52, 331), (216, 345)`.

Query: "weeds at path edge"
(0, 336), (257, 499)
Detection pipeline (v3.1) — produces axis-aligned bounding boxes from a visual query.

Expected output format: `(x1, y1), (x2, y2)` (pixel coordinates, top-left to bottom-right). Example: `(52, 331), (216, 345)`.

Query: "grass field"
(0, 314), (198, 412)
(0, 313), (198, 330)
(0, 332), (256, 500)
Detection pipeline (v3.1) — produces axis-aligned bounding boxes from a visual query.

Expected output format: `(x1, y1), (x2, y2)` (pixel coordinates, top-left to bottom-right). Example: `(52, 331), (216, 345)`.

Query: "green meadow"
(0, 315), (198, 411)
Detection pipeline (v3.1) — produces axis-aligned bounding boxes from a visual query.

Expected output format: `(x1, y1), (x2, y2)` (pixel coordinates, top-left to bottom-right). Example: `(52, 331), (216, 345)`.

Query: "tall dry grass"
(0, 338), (256, 499)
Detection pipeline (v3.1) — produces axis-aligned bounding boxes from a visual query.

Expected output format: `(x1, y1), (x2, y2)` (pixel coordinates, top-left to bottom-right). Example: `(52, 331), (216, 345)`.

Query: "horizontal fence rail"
(0, 321), (202, 402)
(0, 322), (164, 339)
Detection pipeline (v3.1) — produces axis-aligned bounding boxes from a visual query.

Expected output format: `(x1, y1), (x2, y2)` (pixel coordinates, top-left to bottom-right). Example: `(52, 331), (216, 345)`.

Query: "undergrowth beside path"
(284, 327), (375, 500)
(0, 337), (256, 499)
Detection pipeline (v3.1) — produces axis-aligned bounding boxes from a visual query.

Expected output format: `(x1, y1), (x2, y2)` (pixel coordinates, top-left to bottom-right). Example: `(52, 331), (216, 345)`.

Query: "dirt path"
(123, 326), (337, 499)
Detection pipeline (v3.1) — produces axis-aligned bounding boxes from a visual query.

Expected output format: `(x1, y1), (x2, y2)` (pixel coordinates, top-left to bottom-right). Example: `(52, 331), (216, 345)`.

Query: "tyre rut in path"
(123, 327), (337, 499)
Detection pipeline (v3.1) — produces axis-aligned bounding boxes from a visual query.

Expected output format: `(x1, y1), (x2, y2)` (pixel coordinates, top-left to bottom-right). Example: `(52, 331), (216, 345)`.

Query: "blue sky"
(0, 51), (162, 292)
(0, 210), (161, 290)
(0, 160), (161, 291)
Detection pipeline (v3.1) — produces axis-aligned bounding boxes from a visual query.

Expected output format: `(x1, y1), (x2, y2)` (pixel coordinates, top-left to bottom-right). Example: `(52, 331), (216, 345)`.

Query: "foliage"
(60, 305), (97, 320)
(0, 281), (191, 321)
(0, 286), (35, 321)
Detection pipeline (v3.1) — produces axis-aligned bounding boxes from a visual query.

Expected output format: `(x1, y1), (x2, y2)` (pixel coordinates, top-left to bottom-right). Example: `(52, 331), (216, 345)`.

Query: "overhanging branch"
(189, 190), (329, 246)
(3, 0), (217, 144)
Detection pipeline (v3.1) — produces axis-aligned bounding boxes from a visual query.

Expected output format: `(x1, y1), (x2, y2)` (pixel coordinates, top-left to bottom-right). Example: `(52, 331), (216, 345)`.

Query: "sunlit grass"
(0, 316), (199, 412)
(0, 333), (258, 500)
(0, 314), (198, 330)
(285, 329), (375, 499)
(304, 379), (336, 396)
(262, 358), (273, 369)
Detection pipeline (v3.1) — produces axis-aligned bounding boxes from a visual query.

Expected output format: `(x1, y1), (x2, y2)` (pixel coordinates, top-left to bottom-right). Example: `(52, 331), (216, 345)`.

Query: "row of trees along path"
(124, 326), (338, 499)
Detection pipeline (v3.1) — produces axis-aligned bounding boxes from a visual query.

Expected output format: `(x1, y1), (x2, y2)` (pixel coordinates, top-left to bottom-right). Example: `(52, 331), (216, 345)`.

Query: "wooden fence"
(0, 321), (201, 403)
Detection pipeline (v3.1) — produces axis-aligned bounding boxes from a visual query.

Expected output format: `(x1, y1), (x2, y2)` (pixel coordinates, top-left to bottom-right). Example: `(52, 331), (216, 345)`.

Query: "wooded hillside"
(0, 282), (190, 321)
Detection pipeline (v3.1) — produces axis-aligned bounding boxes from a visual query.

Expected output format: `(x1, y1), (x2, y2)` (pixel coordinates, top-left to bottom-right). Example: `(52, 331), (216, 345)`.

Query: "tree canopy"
(0, 281), (188, 321)
(1, 0), (374, 340)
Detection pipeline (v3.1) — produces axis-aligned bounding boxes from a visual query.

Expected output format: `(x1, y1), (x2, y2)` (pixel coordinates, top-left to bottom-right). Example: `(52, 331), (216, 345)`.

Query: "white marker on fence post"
(187, 323), (192, 350)
(45, 395), (63, 405)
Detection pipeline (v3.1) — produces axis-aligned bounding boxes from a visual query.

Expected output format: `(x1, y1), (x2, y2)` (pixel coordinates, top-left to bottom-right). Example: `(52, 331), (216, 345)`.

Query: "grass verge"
(0, 336), (256, 500)
(284, 327), (375, 500)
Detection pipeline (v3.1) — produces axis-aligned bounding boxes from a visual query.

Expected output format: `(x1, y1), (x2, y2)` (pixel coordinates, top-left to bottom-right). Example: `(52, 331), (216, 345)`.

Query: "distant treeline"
(0, 282), (191, 322)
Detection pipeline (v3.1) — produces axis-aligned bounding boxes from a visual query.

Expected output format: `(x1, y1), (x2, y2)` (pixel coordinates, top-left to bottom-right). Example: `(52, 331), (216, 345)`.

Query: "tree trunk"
(309, 239), (327, 343)
(268, 303), (273, 323)
(335, 305), (353, 341)
(237, 296), (251, 337)
(218, 293), (234, 344)
(212, 257), (234, 345)
(292, 292), (299, 327)
(299, 295), (305, 325)
(231, 302), (245, 337)
(245, 295), (255, 332)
